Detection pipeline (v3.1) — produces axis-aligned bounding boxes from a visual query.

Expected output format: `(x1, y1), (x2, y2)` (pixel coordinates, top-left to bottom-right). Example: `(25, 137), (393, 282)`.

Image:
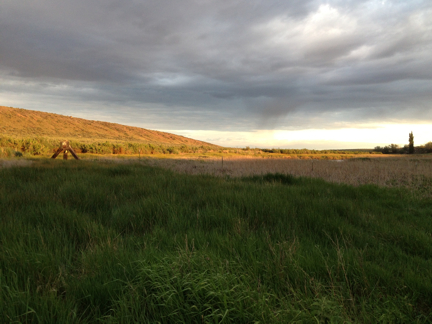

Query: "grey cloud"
(1, 0), (431, 132)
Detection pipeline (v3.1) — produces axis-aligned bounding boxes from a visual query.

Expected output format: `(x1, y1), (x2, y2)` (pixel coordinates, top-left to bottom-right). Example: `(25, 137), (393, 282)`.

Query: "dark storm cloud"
(1, 0), (432, 130)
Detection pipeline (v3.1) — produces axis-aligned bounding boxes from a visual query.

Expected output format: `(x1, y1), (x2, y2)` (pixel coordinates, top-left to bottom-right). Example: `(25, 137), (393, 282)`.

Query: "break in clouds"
(1, 0), (432, 132)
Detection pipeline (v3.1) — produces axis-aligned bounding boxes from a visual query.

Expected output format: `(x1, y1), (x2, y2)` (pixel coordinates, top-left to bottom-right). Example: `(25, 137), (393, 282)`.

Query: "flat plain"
(1, 155), (432, 323)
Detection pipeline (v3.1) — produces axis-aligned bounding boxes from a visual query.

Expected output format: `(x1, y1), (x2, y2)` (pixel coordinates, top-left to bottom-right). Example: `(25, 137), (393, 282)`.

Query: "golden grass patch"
(142, 155), (432, 195)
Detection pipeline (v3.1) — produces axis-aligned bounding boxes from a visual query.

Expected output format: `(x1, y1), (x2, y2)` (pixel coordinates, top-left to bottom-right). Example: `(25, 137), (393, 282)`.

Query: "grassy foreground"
(1, 160), (431, 323)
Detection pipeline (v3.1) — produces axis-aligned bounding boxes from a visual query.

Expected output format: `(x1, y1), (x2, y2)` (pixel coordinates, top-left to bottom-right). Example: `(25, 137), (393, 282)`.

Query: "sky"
(1, 0), (431, 149)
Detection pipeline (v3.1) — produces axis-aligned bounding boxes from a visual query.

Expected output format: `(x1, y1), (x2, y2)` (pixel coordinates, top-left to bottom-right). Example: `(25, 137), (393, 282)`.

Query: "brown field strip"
(142, 155), (432, 195)
(2, 154), (431, 196)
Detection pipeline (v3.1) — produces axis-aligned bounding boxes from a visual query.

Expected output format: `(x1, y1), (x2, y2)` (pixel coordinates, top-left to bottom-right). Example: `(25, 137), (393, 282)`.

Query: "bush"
(0, 147), (13, 158)
(113, 144), (125, 154)
(425, 142), (432, 153)
(179, 145), (189, 153)
(166, 147), (179, 154)
(79, 144), (89, 153)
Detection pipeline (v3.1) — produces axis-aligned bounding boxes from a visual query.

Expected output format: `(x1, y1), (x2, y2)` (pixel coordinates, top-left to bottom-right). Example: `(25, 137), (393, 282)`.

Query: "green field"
(1, 160), (431, 323)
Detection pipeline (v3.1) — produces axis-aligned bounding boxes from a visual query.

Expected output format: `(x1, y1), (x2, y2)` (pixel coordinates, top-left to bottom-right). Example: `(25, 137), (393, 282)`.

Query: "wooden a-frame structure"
(51, 140), (79, 160)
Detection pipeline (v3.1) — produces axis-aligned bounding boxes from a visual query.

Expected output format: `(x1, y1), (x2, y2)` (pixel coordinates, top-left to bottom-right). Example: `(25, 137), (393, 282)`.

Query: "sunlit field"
(143, 155), (432, 197)
(28, 152), (430, 197)
(1, 157), (431, 323)
(5, 153), (432, 191)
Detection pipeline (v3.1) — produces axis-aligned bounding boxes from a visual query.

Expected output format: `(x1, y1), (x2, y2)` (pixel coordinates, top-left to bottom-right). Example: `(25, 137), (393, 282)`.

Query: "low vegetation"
(1, 160), (431, 323)
(0, 135), (217, 157)
(0, 135), (386, 158)
(144, 155), (432, 197)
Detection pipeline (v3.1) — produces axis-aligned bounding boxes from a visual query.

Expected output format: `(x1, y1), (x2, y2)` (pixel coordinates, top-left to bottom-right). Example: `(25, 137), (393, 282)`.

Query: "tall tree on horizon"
(408, 131), (414, 154)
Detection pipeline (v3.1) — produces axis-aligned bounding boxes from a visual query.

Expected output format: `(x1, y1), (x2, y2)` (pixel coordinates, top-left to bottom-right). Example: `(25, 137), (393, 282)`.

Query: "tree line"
(374, 132), (432, 154)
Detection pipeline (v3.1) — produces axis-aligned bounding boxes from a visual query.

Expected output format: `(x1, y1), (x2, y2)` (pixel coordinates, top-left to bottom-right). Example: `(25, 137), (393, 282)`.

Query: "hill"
(0, 106), (216, 147)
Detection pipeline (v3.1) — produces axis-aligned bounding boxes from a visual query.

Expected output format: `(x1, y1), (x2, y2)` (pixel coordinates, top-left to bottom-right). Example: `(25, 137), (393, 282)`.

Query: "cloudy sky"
(1, 0), (431, 148)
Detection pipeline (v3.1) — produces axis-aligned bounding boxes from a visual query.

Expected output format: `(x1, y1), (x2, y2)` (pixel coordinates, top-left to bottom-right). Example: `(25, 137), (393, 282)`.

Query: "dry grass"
(0, 106), (217, 146)
(2, 153), (431, 195)
(0, 159), (33, 168)
(142, 155), (432, 196)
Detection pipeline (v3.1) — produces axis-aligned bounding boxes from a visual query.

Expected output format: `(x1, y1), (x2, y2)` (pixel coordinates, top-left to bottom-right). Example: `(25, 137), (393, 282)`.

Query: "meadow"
(1, 157), (432, 323)
(144, 155), (432, 197)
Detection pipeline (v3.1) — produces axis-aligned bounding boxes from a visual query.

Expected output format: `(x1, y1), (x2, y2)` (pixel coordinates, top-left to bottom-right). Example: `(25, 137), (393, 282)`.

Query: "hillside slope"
(0, 106), (216, 146)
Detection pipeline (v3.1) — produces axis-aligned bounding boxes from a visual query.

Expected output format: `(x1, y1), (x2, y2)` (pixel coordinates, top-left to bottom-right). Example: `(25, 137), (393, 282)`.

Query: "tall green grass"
(1, 161), (431, 323)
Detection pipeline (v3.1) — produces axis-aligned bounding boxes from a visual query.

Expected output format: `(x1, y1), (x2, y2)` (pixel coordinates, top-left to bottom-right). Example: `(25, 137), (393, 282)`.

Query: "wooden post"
(51, 147), (63, 159)
(69, 147), (79, 160)
(51, 140), (79, 160)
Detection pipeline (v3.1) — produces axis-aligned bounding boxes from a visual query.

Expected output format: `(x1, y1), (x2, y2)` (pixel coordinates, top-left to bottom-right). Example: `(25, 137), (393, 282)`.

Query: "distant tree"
(390, 144), (399, 154)
(408, 132), (414, 154)
(374, 146), (383, 152)
(425, 141), (432, 153)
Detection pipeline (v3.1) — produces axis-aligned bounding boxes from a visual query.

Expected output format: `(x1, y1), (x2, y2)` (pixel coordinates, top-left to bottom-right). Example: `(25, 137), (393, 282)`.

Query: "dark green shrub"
(166, 147), (179, 154)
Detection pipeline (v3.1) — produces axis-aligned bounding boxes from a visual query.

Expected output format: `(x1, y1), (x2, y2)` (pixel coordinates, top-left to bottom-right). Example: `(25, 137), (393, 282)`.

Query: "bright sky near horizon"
(1, 0), (431, 148)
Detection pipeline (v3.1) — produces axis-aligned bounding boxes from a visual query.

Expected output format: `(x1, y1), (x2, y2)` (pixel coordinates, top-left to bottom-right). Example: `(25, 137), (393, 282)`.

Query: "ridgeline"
(0, 106), (216, 147)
